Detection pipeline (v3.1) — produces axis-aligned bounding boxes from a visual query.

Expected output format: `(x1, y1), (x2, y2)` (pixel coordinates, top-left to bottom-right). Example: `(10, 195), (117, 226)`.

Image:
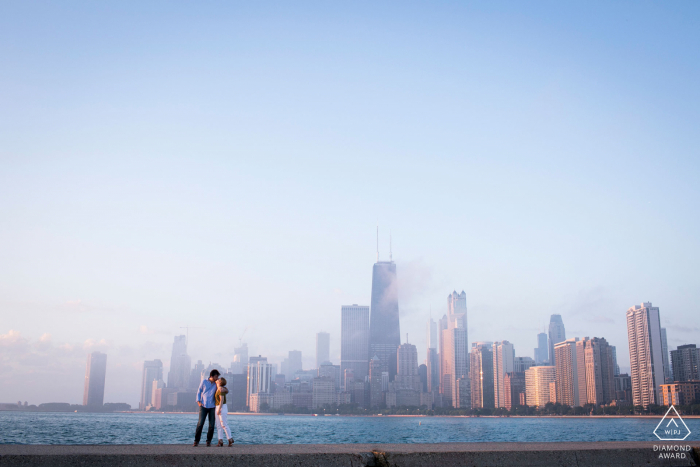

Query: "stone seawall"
(0, 442), (698, 466)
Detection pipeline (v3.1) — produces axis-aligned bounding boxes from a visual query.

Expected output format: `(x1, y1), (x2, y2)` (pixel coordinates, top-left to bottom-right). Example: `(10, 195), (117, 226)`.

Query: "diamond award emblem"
(653, 405), (691, 441)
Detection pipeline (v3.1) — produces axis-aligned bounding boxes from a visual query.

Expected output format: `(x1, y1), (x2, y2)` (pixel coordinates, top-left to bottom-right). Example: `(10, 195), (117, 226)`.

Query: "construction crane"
(238, 327), (249, 347)
(180, 326), (205, 346)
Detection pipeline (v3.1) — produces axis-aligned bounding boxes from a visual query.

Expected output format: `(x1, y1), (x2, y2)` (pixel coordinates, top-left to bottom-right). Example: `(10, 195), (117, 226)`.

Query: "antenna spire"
(376, 225), (379, 262)
(389, 231), (393, 261)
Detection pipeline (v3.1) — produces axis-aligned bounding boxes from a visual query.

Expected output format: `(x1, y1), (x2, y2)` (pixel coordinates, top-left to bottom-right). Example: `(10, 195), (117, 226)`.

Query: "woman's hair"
(218, 377), (227, 386)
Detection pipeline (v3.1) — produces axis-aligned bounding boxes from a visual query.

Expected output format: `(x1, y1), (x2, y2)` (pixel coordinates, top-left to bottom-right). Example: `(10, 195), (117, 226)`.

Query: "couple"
(193, 369), (234, 447)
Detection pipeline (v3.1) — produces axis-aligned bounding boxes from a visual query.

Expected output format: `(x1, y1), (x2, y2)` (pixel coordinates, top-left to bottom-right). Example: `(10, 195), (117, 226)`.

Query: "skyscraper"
(83, 351), (107, 407)
(548, 314), (566, 366)
(426, 348), (439, 394)
(427, 316), (438, 350)
(341, 304), (370, 387)
(514, 356), (535, 373)
(470, 342), (494, 409)
(554, 338), (581, 407)
(441, 290), (469, 407)
(139, 359), (163, 410)
(626, 302), (665, 407)
(426, 315), (439, 393)
(287, 350), (303, 377)
(660, 328), (672, 383)
(167, 335), (191, 390)
(189, 360), (205, 389)
(447, 290), (467, 317)
(671, 344), (700, 382)
(610, 345), (621, 376)
(316, 332), (330, 368)
(395, 343), (421, 391)
(369, 259), (400, 382)
(230, 343), (248, 374)
(534, 332), (548, 364)
(492, 341), (515, 408)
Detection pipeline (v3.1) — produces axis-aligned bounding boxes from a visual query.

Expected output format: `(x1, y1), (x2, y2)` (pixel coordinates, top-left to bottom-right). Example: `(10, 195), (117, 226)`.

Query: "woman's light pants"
(216, 404), (231, 441)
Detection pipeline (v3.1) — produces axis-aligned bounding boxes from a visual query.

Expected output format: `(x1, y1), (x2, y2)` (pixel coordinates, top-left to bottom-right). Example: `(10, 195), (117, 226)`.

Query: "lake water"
(0, 412), (698, 445)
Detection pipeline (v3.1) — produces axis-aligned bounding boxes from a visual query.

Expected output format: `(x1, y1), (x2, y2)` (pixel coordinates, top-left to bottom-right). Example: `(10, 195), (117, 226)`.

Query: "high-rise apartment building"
(554, 338), (581, 407)
(660, 328), (672, 383)
(83, 351), (107, 407)
(312, 377), (335, 408)
(167, 335), (191, 390)
(493, 341), (514, 408)
(139, 359), (163, 410)
(341, 305), (370, 387)
(671, 344), (700, 382)
(535, 332), (548, 364)
(548, 314), (566, 366)
(575, 337), (615, 406)
(369, 259), (401, 382)
(246, 357), (274, 408)
(525, 366), (556, 408)
(470, 342), (494, 409)
(504, 372), (525, 411)
(316, 332), (330, 369)
(626, 302), (665, 407)
(441, 290), (469, 408)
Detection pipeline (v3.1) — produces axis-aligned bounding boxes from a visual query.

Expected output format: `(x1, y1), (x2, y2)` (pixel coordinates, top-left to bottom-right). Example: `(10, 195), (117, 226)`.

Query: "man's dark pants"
(194, 406), (216, 444)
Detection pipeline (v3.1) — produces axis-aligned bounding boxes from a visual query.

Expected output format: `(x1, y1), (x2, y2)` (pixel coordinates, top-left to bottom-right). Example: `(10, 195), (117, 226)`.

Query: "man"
(193, 369), (220, 447)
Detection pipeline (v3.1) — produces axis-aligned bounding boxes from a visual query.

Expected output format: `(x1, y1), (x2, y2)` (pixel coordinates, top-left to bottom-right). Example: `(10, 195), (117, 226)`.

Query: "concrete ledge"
(0, 442), (698, 467)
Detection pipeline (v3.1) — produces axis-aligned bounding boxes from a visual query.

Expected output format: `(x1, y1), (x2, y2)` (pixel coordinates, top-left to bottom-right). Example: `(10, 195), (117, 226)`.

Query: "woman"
(215, 377), (234, 446)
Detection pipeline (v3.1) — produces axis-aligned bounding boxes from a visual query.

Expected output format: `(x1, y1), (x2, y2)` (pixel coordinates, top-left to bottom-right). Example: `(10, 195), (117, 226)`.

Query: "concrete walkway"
(0, 442), (698, 466)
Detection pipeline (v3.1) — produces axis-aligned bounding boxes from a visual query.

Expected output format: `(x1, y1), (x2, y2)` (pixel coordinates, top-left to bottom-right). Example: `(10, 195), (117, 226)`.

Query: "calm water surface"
(0, 412), (697, 444)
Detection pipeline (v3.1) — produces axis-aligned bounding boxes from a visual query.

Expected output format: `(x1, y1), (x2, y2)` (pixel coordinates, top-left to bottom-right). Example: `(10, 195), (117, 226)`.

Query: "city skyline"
(2, 2), (699, 408)
(1, 249), (695, 408)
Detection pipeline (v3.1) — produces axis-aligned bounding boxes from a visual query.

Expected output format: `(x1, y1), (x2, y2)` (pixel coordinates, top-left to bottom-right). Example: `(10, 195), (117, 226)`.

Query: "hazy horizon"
(1, 2), (699, 408)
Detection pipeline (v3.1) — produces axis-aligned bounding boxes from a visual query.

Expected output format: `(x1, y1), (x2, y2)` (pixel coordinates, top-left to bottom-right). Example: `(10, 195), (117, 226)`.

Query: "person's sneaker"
(217, 440), (224, 447)
(206, 441), (211, 447)
(228, 438), (234, 447)
(192, 442), (199, 447)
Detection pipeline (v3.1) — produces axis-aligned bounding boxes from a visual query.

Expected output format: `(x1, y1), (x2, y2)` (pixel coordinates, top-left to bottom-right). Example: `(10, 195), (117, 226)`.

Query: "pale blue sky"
(1, 2), (699, 406)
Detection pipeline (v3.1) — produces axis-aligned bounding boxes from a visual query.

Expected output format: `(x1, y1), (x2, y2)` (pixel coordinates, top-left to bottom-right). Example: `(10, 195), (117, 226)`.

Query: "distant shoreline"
(3, 410), (698, 419)
(111, 412), (700, 419)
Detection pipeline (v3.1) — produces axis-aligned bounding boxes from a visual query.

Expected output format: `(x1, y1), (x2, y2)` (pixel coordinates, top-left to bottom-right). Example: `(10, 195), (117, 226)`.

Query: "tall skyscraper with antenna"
(369, 229), (401, 382)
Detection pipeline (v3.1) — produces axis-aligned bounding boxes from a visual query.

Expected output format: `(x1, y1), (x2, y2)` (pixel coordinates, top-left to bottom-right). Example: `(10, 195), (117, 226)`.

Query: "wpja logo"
(653, 405), (691, 441)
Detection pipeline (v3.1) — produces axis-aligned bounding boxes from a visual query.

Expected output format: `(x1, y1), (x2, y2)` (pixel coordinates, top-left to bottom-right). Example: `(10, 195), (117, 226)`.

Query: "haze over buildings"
(1, 2), (699, 407)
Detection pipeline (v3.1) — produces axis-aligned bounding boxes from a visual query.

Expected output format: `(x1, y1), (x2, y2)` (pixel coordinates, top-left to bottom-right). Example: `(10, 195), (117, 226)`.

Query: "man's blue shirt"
(196, 379), (217, 408)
